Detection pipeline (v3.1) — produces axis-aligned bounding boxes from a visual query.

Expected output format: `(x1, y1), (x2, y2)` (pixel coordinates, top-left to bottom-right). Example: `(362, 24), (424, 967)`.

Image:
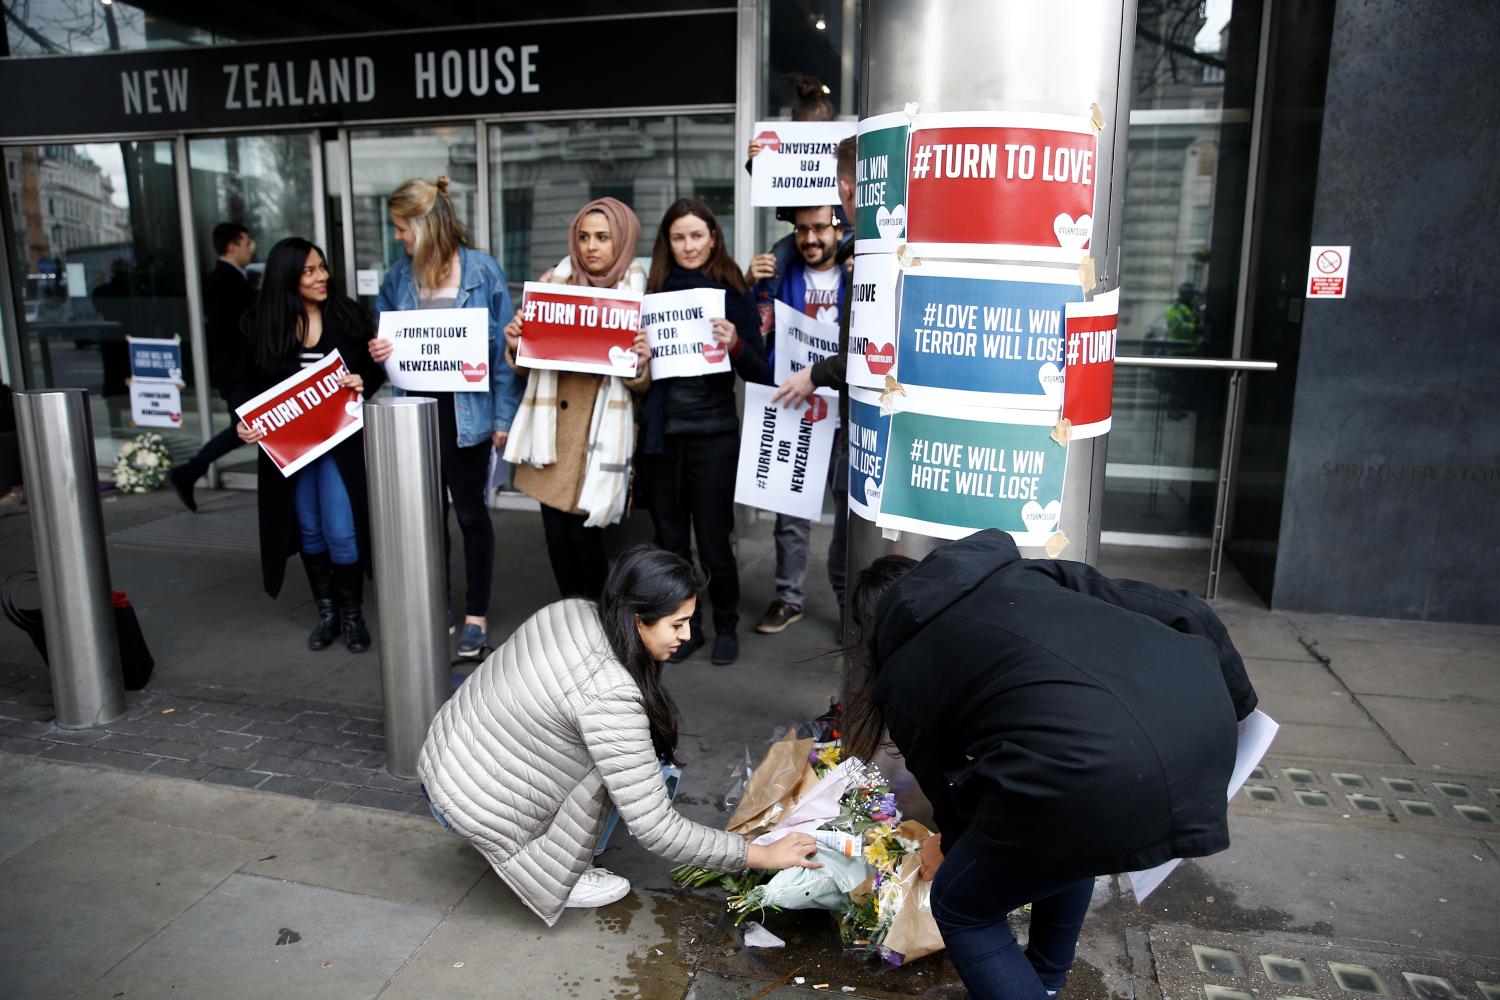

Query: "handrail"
(1115, 357), (1279, 371)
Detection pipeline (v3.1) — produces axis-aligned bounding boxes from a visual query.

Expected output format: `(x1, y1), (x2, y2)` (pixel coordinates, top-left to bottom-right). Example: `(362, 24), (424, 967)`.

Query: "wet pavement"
(1, 487), (1498, 998)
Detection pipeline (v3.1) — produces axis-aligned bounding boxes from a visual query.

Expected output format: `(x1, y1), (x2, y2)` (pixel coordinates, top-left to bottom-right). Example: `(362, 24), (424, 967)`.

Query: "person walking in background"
(744, 201), (849, 637)
(368, 177), (521, 659)
(639, 199), (769, 667)
(169, 222), (257, 511)
(841, 530), (1258, 1000)
(418, 545), (820, 922)
(234, 238), (383, 653)
(502, 198), (650, 601)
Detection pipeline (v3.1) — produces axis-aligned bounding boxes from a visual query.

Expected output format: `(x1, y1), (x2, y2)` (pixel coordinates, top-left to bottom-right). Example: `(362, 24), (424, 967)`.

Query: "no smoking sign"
(1307, 244), (1351, 299)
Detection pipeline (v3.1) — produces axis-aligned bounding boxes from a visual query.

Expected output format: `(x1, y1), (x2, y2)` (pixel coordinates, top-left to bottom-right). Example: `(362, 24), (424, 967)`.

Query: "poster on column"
(847, 385), (891, 521)
(751, 120), (857, 207)
(734, 382), (837, 521)
(378, 307), (490, 392)
(846, 253), (900, 389)
(641, 287), (729, 380)
(514, 282), (643, 377)
(855, 112), (910, 252)
(773, 299), (842, 385)
(876, 403), (1066, 545)
(904, 111), (1097, 263)
(128, 379), (183, 429)
(234, 351), (364, 478)
(127, 335), (183, 382)
(895, 261), (1082, 408)
(1062, 288), (1119, 439)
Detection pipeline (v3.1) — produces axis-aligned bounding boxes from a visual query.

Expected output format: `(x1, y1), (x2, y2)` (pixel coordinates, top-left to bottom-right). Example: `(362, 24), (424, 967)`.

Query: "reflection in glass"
(5, 140), (193, 474)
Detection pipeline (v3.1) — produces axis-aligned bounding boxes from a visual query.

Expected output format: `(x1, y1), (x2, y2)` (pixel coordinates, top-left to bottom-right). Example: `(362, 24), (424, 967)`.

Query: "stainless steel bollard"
(364, 397), (449, 778)
(14, 388), (124, 729)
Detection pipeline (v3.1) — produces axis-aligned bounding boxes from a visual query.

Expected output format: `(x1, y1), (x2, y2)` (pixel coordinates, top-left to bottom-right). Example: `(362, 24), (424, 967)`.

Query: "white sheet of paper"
(773, 299), (841, 386)
(128, 378), (182, 429)
(734, 381), (837, 521)
(750, 120), (856, 207)
(379, 306), (490, 392)
(742, 921), (787, 949)
(1126, 709), (1279, 902)
(642, 287), (728, 380)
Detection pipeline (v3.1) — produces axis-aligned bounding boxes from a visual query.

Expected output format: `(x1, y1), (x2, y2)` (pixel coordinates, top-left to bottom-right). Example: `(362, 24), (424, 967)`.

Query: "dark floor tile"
(201, 767), (267, 789)
(257, 775), (328, 799)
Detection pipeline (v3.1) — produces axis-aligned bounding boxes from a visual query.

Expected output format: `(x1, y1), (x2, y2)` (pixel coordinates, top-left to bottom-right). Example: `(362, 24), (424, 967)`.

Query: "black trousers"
(642, 433), (739, 634)
(540, 503), (609, 602)
(432, 394), (495, 618)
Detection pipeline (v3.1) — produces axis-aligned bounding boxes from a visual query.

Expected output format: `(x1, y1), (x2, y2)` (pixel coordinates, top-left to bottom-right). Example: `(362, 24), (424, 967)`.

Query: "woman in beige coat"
(418, 545), (819, 922)
(503, 197), (650, 600)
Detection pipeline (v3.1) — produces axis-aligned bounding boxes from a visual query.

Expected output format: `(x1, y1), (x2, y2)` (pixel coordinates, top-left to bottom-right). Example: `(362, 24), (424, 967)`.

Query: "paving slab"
(1266, 719), (1411, 765)
(377, 876), (700, 1000)
(0, 810), (263, 999)
(1309, 636), (1500, 702)
(1355, 693), (1500, 773)
(73, 873), (445, 1000)
(87, 774), (317, 844)
(1242, 657), (1375, 729)
(0, 755), (142, 863)
(244, 802), (488, 910)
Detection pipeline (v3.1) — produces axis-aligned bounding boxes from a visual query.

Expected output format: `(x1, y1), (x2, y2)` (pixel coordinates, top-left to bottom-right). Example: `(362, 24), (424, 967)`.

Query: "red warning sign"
(1307, 245), (1350, 299)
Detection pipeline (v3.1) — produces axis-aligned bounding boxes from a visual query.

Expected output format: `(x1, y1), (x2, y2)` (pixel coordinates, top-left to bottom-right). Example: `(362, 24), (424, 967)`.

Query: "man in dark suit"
(169, 222), (256, 511)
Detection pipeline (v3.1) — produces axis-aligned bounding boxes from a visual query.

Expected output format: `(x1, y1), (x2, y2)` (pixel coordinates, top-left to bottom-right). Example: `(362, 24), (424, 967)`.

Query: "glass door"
(4, 139), (193, 475)
(186, 131), (320, 481)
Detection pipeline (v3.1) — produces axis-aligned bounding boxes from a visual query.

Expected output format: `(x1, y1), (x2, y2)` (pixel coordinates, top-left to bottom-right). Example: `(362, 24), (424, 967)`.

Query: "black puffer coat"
(872, 530), (1257, 880)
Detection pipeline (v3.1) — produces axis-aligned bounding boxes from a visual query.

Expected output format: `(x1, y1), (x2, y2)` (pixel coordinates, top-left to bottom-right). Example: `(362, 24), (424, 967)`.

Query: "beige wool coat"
(417, 599), (749, 925)
(511, 261), (650, 514)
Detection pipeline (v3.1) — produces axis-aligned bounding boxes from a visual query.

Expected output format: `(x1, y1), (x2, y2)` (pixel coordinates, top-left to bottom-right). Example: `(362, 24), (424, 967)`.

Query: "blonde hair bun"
(435, 176), (450, 195)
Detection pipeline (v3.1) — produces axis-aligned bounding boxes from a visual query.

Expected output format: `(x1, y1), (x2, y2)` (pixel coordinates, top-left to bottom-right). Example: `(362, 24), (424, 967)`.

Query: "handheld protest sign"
(514, 282), (643, 377)
(379, 307), (490, 391)
(734, 382), (838, 521)
(751, 120), (857, 208)
(234, 350), (364, 478)
(772, 299), (842, 386)
(642, 287), (729, 380)
(904, 111), (1097, 263)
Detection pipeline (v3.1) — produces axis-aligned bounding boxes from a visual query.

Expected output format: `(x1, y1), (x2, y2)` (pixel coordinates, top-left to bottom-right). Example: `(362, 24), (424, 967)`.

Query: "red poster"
(234, 350), (364, 478)
(905, 112), (1097, 263)
(514, 282), (644, 377)
(1062, 290), (1118, 439)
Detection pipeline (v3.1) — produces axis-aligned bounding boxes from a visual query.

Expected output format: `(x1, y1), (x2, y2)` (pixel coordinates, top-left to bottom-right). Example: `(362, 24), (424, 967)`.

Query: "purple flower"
(868, 793), (897, 818)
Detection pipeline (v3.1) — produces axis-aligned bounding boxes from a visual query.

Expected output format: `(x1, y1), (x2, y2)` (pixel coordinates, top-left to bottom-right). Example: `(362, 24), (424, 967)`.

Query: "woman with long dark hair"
(638, 198), (769, 666)
(368, 177), (521, 659)
(841, 531), (1258, 1000)
(234, 237), (384, 652)
(418, 545), (819, 922)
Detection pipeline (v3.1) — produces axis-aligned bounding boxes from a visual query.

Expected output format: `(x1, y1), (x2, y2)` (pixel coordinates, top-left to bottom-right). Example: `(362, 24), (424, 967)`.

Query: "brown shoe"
(755, 600), (804, 634)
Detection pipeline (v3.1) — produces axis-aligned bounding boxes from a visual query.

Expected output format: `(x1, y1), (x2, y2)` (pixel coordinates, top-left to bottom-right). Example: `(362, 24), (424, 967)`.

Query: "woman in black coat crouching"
(233, 237), (385, 652)
(638, 198), (769, 667)
(843, 529), (1258, 1000)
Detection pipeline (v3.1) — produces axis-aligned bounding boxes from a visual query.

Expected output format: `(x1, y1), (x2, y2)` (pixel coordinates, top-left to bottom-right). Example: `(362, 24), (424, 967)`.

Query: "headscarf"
(566, 197), (641, 289)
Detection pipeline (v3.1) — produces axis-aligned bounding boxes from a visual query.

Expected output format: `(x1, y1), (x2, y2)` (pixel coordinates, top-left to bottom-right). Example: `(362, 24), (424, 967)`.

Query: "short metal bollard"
(14, 388), (125, 729)
(363, 396), (449, 778)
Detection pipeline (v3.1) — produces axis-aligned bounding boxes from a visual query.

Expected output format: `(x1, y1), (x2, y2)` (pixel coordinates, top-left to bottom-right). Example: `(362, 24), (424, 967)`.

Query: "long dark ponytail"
(598, 545), (704, 766)
(245, 237), (366, 374)
(839, 555), (917, 762)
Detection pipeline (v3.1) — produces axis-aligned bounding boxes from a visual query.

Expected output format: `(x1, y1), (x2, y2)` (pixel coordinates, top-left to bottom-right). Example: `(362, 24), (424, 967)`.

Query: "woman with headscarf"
(503, 198), (651, 601)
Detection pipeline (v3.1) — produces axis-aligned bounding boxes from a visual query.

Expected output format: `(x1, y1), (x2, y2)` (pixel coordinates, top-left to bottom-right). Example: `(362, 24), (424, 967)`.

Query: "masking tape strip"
(882, 527), (902, 542)
(896, 244), (922, 268)
(1078, 257), (1097, 293)
(1051, 417), (1073, 447)
(1089, 102), (1107, 133)
(1045, 531), (1070, 558)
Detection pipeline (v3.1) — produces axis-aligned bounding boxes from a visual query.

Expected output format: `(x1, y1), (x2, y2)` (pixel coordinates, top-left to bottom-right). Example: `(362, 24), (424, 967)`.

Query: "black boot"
(168, 463), (201, 513)
(333, 562), (371, 653)
(302, 552), (340, 651)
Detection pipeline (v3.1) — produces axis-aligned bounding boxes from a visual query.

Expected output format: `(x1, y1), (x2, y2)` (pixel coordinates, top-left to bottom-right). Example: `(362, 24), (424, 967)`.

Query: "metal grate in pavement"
(107, 492), (260, 555)
(1236, 759), (1499, 834)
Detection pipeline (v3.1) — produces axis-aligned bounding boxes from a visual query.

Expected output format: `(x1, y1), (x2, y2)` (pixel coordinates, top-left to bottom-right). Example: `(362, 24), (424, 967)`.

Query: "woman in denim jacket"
(368, 176), (523, 658)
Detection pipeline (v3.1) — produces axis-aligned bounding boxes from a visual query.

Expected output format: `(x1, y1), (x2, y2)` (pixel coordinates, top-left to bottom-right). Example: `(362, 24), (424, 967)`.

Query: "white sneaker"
(564, 866), (631, 908)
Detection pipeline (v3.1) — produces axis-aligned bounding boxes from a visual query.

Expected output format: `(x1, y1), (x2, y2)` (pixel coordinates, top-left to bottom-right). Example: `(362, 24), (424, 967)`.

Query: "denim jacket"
(377, 246), (524, 446)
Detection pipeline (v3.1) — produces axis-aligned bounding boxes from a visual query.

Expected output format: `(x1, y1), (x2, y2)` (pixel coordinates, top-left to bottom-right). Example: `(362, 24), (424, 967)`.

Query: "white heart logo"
(874, 204), (907, 239)
(1038, 361), (1064, 400)
(344, 398), (363, 417)
(1052, 213), (1093, 250)
(607, 345), (638, 373)
(1021, 499), (1062, 532)
(864, 475), (882, 509)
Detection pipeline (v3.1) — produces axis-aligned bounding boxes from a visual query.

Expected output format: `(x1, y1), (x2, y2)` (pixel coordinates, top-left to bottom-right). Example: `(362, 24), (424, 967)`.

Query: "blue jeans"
(293, 456), (358, 565)
(931, 833), (1094, 1000)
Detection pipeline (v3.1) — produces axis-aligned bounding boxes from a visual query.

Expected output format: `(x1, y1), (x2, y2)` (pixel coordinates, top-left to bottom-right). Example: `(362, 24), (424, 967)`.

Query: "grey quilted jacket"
(418, 598), (749, 925)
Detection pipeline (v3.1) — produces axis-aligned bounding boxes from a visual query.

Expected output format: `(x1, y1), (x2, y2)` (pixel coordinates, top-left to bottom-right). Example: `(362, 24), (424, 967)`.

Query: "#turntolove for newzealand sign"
(0, 11), (734, 140)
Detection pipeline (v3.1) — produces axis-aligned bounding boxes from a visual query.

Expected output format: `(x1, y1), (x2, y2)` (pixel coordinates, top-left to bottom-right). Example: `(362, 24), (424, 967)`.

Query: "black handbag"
(1, 572), (154, 691)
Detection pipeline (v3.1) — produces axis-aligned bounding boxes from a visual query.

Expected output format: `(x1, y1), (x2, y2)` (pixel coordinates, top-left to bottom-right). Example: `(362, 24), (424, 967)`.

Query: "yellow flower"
(863, 832), (895, 870)
(816, 745), (841, 769)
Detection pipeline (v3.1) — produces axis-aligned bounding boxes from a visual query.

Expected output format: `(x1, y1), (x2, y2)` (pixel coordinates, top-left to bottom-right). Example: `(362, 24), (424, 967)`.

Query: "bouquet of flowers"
(112, 433), (173, 493)
(675, 719), (945, 966)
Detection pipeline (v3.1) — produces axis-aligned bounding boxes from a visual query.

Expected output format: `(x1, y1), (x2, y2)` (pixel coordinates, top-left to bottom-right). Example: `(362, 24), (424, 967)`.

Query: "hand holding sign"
(234, 351), (366, 478)
(514, 282), (644, 377)
(642, 288), (728, 380)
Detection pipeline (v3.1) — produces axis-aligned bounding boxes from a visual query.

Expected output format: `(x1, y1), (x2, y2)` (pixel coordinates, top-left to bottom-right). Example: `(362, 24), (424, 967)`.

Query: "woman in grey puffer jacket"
(418, 546), (819, 924)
